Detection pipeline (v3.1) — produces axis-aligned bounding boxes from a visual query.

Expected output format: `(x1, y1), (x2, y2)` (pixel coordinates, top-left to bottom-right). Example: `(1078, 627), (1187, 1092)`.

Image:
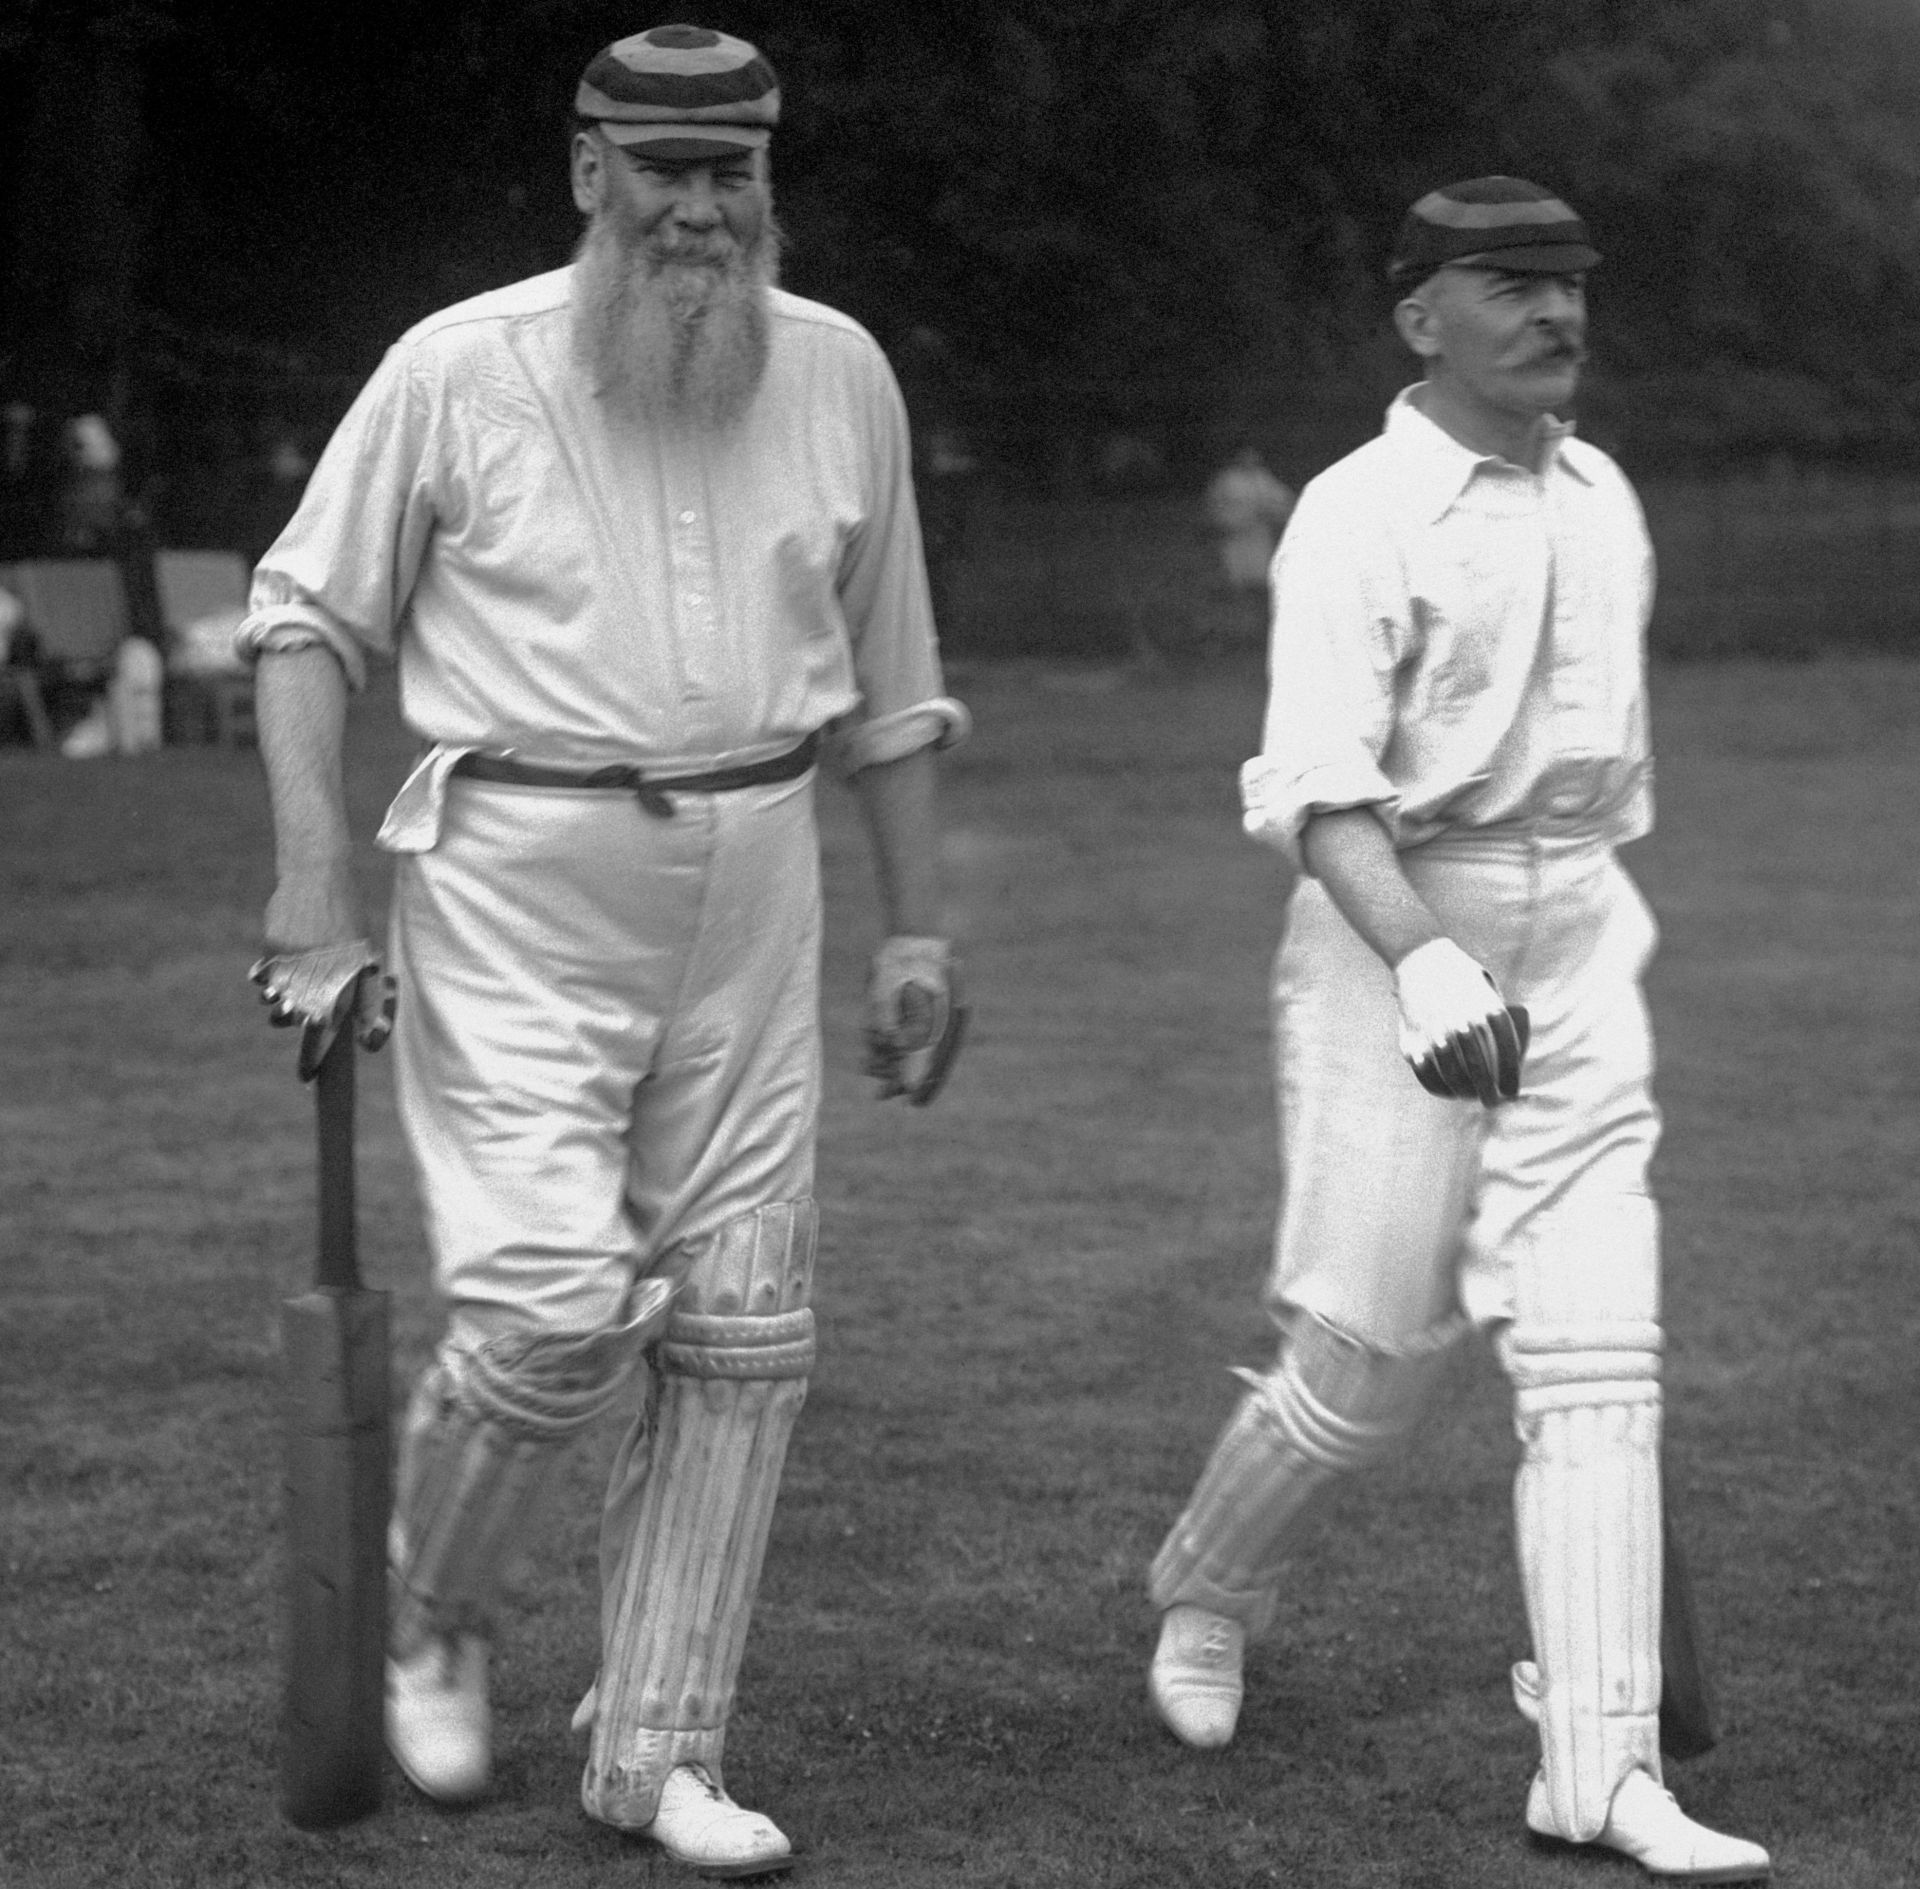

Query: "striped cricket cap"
(1387, 176), (1599, 289)
(575, 24), (779, 160)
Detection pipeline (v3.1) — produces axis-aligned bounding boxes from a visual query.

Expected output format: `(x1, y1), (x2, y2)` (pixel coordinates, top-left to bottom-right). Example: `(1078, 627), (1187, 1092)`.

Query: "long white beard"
(570, 199), (780, 430)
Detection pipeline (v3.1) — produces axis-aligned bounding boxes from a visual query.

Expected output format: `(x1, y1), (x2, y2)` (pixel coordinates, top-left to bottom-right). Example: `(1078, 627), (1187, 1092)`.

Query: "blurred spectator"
(258, 420), (313, 549)
(51, 410), (167, 647)
(216, 416), (314, 564)
(58, 413), (129, 552)
(1204, 444), (1295, 632)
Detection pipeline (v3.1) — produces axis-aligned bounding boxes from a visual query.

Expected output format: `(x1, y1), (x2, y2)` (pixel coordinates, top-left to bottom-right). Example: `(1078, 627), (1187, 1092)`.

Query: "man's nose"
(1533, 283), (1584, 327)
(671, 174), (722, 224)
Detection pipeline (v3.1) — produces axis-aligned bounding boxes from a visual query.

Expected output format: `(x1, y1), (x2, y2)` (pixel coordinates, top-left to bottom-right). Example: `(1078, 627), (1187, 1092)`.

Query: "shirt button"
(679, 510), (697, 525)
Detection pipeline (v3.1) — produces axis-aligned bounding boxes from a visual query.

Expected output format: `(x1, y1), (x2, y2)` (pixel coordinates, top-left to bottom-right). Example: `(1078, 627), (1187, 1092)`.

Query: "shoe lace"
(1198, 1619), (1235, 1661)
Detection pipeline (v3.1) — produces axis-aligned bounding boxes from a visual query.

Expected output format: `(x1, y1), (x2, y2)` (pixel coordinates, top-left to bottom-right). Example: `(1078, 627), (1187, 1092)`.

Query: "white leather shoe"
(644, 1764), (793, 1878)
(386, 1633), (490, 1803)
(1528, 1767), (1770, 1882)
(1148, 1604), (1244, 1749)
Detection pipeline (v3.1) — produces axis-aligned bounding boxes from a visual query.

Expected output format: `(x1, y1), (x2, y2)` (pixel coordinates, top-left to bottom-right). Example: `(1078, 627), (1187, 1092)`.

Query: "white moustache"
(650, 239), (737, 268)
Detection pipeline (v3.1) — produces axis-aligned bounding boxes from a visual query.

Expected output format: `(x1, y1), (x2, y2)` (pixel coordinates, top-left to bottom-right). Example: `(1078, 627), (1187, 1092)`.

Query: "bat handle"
(314, 1026), (359, 1292)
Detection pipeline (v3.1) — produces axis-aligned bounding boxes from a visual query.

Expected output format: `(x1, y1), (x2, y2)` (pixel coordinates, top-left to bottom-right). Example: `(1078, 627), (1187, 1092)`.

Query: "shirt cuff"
(233, 606), (369, 692)
(829, 695), (971, 775)
(1240, 754), (1398, 871)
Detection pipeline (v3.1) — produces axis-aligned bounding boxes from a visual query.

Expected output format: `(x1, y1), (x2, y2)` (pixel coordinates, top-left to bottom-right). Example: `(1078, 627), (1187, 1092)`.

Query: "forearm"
(254, 646), (362, 947)
(850, 744), (943, 936)
(1300, 806), (1444, 968)
(256, 647), (354, 868)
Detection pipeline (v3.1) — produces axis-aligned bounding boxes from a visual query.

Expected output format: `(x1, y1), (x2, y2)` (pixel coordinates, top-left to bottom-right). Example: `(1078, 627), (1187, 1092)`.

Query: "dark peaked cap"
(1388, 176), (1600, 289)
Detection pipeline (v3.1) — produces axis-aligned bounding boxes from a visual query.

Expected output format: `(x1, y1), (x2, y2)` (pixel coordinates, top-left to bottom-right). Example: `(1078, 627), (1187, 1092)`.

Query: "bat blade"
(279, 1027), (389, 1829)
(1658, 1490), (1719, 1761)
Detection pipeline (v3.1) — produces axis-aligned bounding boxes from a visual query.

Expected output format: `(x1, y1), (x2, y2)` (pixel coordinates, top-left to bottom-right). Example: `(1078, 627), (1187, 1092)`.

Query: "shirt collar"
(1384, 384), (1591, 523)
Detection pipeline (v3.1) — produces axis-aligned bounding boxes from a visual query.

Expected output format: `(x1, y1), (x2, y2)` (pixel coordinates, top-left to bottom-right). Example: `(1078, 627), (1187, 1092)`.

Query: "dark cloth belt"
(450, 732), (820, 819)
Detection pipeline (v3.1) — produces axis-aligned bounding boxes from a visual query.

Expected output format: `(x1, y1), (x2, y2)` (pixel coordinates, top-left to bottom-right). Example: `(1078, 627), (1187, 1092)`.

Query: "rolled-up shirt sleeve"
(1239, 487), (1404, 871)
(233, 345), (440, 692)
(825, 340), (967, 774)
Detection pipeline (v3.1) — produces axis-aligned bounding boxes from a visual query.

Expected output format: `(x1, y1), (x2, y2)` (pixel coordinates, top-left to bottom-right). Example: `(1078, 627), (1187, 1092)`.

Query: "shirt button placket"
(672, 499), (721, 709)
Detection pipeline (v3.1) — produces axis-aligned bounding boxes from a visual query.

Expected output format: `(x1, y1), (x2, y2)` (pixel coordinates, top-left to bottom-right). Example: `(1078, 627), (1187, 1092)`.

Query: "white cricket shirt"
(1241, 387), (1655, 870)
(238, 269), (963, 777)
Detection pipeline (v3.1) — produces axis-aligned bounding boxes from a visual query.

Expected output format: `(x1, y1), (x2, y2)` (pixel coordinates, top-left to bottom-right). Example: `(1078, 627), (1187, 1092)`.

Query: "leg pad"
(391, 1282), (674, 1655)
(1150, 1313), (1463, 1633)
(1506, 1322), (1664, 1842)
(583, 1203), (816, 1828)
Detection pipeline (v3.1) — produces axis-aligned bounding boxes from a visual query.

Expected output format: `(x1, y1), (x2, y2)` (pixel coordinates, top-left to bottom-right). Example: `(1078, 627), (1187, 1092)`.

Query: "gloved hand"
(864, 934), (966, 1106)
(249, 938), (398, 1081)
(1391, 937), (1528, 1107)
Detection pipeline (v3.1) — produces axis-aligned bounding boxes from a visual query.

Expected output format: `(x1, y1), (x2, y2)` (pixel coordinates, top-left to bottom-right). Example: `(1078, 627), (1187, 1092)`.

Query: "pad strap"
(1235, 1311), (1466, 1471)
(453, 1278), (676, 1436)
(659, 1309), (816, 1379)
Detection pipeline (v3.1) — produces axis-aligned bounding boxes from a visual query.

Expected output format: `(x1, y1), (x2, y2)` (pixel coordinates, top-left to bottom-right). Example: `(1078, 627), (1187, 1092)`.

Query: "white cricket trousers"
(388, 769), (823, 1343)
(383, 768), (824, 1824)
(1270, 829), (1662, 1343)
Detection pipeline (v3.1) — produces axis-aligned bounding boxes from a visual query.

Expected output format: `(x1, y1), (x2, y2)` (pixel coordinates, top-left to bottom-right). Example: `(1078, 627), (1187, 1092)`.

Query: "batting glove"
(249, 938), (398, 1081)
(864, 934), (967, 1106)
(1391, 938), (1529, 1107)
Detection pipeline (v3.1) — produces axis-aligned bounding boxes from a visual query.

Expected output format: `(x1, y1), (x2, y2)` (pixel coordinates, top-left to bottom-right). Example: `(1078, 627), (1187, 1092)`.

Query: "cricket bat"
(279, 1020), (390, 1828)
(1658, 1489), (1719, 1761)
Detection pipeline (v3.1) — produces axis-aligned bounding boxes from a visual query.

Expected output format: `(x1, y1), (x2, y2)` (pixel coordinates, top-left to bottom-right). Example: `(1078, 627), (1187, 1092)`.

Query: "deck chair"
(5, 558), (131, 683)
(0, 559), (132, 750)
(154, 548), (255, 746)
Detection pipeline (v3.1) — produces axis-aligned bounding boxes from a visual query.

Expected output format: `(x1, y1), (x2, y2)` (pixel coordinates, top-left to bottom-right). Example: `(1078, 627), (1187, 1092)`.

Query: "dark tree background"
(4, 0), (1919, 518)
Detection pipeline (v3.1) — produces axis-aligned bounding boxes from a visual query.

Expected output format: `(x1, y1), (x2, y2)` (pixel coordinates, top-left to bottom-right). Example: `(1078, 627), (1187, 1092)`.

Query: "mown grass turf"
(3, 654), (1918, 1887)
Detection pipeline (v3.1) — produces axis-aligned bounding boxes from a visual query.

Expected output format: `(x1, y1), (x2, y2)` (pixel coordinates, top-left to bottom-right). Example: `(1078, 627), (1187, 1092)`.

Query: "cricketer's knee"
(1500, 1296), (1665, 1842)
(582, 1200), (816, 1829)
(390, 1278), (677, 1655)
(1150, 1309), (1467, 1635)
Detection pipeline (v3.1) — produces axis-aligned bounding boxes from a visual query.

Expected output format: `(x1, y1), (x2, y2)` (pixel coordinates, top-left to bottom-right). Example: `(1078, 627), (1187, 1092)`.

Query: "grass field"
(4, 652), (1920, 1887)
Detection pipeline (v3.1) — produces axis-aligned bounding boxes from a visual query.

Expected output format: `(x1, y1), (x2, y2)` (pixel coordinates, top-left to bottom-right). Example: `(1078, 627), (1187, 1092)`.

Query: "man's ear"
(1394, 292), (1442, 362)
(571, 130), (607, 216)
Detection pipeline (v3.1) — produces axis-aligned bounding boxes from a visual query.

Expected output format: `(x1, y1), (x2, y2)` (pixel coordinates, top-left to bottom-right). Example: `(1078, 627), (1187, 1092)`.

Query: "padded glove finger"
(899, 996), (967, 1106)
(864, 981), (968, 1104)
(1461, 1019), (1506, 1106)
(1410, 1043), (1464, 1100)
(355, 971), (398, 1055)
(1453, 1005), (1530, 1105)
(1395, 939), (1523, 1107)
(1489, 1003), (1530, 1101)
(1417, 1029), (1479, 1101)
(1409, 1005), (1530, 1106)
(249, 939), (394, 1081)
(865, 935), (964, 1105)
